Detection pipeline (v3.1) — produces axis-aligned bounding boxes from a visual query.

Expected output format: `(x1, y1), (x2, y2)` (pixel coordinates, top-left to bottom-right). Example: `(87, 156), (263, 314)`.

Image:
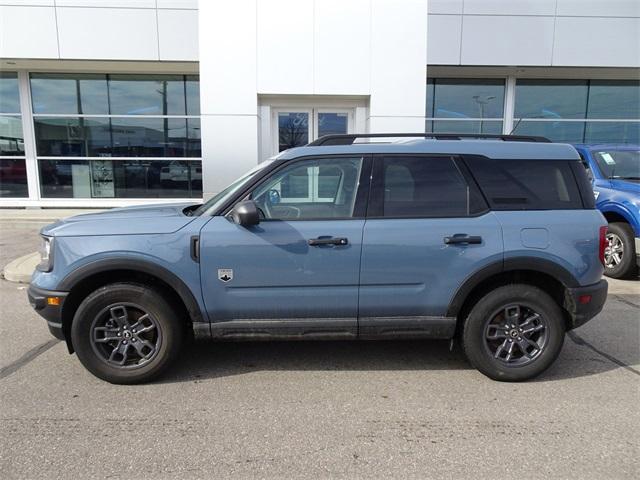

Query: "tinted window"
(379, 157), (471, 217)
(251, 157), (363, 220)
(467, 158), (583, 210)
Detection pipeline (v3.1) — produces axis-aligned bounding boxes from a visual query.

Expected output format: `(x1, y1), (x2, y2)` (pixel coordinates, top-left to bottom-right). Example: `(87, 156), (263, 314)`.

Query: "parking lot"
(1, 218), (638, 479)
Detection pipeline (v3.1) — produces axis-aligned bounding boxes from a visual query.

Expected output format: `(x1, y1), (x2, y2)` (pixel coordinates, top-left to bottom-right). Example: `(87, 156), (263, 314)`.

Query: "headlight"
(37, 236), (53, 272)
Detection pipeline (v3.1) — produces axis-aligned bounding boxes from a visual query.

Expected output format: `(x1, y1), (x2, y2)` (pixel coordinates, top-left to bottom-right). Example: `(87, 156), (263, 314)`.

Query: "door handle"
(444, 234), (482, 245)
(308, 237), (349, 246)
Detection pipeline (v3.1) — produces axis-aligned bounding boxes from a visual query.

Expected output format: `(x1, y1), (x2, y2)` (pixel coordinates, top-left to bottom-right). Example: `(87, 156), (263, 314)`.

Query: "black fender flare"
(59, 258), (205, 325)
(446, 257), (580, 318)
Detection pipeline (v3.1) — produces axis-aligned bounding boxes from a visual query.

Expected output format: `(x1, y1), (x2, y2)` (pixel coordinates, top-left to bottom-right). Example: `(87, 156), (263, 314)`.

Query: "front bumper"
(27, 284), (69, 341)
(563, 279), (608, 330)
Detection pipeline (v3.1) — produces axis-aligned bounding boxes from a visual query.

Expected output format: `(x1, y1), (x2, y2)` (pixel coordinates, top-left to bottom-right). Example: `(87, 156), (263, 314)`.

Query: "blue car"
(574, 144), (640, 279)
(28, 134), (608, 384)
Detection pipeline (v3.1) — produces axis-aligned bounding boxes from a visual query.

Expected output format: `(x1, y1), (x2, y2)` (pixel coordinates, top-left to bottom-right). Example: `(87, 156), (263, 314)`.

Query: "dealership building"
(0, 0), (638, 207)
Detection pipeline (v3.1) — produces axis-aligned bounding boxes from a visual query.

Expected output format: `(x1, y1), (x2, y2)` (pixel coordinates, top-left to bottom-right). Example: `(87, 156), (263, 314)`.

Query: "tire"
(462, 284), (565, 382)
(71, 283), (184, 384)
(604, 222), (638, 279)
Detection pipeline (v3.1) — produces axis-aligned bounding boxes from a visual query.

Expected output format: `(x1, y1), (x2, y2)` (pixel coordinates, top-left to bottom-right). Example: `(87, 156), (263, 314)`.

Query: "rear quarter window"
(465, 157), (584, 210)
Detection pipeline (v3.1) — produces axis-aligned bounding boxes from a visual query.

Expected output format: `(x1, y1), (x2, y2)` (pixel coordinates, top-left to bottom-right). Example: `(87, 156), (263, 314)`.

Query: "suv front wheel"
(71, 283), (183, 384)
(463, 284), (565, 382)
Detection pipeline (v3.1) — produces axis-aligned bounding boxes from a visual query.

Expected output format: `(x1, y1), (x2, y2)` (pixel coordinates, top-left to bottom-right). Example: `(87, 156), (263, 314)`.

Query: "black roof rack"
(307, 133), (551, 146)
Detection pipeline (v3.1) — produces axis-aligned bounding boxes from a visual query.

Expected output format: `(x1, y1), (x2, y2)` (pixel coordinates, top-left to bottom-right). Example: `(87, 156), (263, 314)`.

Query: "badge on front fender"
(218, 268), (233, 282)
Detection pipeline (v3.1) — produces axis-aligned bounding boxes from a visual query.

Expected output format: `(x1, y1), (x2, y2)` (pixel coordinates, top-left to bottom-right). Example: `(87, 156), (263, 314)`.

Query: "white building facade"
(0, 0), (638, 206)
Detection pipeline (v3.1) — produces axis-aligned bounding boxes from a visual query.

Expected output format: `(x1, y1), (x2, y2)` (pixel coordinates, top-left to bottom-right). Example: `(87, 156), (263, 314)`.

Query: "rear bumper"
(27, 284), (68, 341)
(563, 279), (608, 330)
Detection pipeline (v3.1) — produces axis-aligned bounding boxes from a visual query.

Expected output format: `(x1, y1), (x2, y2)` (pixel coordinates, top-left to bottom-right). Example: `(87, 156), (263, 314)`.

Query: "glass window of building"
(513, 79), (640, 144)
(426, 79), (505, 134)
(0, 72), (28, 198)
(30, 73), (202, 199)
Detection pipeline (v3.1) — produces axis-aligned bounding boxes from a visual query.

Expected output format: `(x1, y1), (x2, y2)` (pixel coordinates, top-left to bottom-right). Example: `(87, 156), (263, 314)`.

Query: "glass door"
(272, 108), (353, 154)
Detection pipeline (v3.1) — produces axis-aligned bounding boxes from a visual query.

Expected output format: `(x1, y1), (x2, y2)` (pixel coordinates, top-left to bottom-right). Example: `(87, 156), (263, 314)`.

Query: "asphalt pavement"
(0, 218), (638, 479)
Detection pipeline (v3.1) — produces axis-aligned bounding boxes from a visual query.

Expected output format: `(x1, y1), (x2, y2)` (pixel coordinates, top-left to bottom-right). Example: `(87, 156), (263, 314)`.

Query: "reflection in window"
(513, 79), (640, 143)
(0, 116), (25, 156)
(108, 75), (186, 115)
(278, 112), (309, 152)
(515, 80), (588, 119)
(38, 159), (202, 198)
(0, 159), (28, 198)
(427, 119), (503, 135)
(427, 79), (505, 119)
(318, 113), (348, 137)
(34, 117), (111, 157)
(587, 81), (640, 119)
(0, 72), (21, 114)
(511, 120), (586, 143)
(31, 74), (109, 114)
(34, 117), (202, 158)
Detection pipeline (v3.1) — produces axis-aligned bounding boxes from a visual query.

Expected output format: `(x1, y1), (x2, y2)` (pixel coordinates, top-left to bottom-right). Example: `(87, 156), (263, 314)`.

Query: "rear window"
(466, 158), (583, 210)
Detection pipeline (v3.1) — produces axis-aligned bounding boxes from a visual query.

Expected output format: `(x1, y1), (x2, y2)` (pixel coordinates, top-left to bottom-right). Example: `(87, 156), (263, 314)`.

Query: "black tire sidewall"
(71, 283), (183, 384)
(463, 285), (565, 382)
(605, 222), (637, 279)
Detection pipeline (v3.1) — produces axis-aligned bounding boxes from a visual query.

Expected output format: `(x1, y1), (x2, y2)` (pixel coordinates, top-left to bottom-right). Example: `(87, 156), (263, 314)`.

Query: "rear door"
(358, 155), (503, 337)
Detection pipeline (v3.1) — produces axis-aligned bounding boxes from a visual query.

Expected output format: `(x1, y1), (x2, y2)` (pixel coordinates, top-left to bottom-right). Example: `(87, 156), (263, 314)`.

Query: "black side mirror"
(231, 200), (260, 227)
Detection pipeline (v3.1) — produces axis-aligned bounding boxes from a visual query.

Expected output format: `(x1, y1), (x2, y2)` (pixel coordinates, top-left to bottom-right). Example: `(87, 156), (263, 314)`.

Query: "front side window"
(251, 157), (363, 220)
(376, 156), (473, 218)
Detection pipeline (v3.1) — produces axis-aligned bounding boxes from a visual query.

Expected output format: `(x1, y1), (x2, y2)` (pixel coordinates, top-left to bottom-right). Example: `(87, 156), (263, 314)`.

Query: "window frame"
(223, 154), (373, 221)
(366, 154), (488, 219)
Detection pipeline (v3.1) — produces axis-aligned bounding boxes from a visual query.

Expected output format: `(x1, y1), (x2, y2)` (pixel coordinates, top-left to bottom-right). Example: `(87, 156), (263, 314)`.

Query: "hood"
(42, 202), (201, 237)
(609, 179), (640, 196)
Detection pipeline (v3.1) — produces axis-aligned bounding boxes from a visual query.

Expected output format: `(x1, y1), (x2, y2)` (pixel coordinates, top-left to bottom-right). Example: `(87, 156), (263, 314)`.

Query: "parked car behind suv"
(574, 144), (640, 279)
(29, 134), (608, 384)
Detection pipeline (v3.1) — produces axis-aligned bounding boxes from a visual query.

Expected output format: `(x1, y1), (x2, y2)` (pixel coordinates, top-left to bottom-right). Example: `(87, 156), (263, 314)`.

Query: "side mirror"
(231, 200), (260, 227)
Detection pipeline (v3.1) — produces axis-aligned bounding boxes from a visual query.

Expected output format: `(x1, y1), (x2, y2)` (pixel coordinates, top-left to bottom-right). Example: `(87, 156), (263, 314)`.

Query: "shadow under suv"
(28, 133), (608, 384)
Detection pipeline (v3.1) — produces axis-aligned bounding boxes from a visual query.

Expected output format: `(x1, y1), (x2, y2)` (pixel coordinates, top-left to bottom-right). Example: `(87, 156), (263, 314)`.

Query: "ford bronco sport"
(28, 133), (608, 384)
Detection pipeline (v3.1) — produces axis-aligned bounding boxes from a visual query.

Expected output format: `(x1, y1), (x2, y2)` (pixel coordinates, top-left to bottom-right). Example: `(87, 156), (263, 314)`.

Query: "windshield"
(192, 160), (274, 216)
(592, 149), (640, 180)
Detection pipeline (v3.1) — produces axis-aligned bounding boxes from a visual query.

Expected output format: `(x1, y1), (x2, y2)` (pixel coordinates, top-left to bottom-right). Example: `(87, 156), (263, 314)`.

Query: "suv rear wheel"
(71, 283), (183, 384)
(462, 284), (565, 382)
(604, 222), (638, 279)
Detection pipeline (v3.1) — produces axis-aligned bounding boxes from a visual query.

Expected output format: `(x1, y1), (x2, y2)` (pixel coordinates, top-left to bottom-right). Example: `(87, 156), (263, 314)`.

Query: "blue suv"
(574, 144), (640, 279)
(28, 134), (608, 384)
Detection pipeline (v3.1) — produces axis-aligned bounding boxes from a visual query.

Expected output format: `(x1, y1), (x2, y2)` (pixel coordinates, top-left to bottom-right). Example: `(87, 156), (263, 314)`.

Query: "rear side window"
(466, 158), (583, 210)
(373, 156), (481, 217)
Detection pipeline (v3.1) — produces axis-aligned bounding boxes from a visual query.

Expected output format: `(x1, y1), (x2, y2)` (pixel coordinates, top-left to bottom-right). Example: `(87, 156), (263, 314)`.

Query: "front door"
(199, 155), (370, 338)
(273, 108), (353, 154)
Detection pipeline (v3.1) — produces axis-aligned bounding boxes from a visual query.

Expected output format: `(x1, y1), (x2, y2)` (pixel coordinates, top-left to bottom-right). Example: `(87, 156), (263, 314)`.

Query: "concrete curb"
(2, 252), (39, 284)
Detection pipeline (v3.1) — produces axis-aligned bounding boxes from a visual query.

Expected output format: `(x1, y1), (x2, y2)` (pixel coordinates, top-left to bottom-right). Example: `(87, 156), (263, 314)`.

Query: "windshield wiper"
(611, 176), (640, 180)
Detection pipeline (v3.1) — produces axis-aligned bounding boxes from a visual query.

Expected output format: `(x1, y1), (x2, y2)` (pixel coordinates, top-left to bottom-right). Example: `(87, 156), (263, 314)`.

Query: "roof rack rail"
(307, 133), (551, 146)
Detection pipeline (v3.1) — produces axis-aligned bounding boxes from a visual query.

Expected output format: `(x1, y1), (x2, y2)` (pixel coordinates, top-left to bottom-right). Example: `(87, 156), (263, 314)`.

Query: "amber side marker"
(46, 297), (61, 306)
